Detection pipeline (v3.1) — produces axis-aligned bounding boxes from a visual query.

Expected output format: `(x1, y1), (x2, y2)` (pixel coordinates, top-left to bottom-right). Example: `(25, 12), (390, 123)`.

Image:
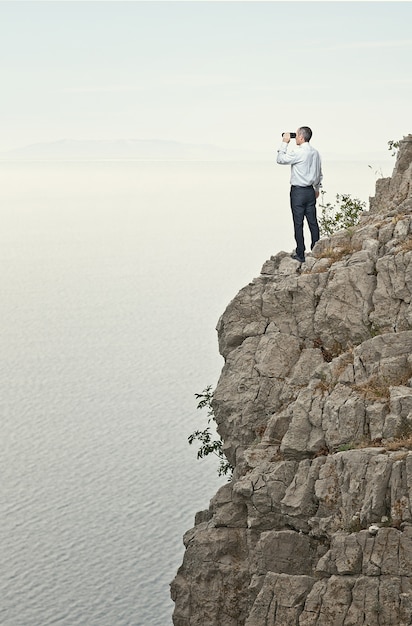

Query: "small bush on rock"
(188, 386), (233, 478)
(319, 192), (366, 237)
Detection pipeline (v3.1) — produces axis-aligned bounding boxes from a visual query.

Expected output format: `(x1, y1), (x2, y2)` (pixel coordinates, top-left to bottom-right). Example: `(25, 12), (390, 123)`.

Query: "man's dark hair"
(298, 126), (312, 142)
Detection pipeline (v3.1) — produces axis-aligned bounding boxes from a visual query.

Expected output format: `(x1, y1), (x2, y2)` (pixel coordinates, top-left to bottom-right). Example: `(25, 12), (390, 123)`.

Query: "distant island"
(0, 138), (393, 164)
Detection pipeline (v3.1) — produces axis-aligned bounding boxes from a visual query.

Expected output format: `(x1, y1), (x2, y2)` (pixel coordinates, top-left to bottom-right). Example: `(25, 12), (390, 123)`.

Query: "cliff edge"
(171, 135), (412, 626)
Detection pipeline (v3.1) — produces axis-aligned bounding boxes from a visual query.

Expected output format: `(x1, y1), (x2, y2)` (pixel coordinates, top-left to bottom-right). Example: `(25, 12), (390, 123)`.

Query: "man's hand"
(282, 132), (290, 143)
(315, 190), (320, 199)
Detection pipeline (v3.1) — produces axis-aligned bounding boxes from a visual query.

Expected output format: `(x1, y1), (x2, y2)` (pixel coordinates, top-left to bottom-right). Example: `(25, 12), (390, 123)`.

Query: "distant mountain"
(0, 139), (269, 162)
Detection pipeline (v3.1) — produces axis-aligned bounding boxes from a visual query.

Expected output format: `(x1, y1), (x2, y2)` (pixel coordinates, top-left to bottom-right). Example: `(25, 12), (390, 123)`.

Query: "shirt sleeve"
(276, 143), (303, 165)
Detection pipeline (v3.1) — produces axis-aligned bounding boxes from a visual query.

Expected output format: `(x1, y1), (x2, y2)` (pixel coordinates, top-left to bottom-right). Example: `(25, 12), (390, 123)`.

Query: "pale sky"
(0, 1), (411, 159)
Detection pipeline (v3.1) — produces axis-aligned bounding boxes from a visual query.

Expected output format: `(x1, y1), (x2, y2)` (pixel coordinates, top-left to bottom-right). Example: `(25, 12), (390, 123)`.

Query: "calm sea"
(0, 158), (390, 625)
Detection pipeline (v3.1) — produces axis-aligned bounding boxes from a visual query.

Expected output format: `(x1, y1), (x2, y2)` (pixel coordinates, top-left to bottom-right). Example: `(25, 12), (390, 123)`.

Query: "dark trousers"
(290, 185), (320, 259)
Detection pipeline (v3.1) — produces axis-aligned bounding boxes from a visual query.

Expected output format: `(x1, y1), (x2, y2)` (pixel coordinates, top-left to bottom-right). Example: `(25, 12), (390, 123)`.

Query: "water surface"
(0, 159), (389, 625)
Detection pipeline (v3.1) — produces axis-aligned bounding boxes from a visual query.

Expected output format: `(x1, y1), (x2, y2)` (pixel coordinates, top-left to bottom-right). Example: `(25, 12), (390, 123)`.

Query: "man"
(276, 126), (323, 263)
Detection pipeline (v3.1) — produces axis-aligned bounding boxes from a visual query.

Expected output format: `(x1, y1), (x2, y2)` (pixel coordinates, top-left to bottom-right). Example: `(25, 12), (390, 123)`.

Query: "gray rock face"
(171, 135), (412, 625)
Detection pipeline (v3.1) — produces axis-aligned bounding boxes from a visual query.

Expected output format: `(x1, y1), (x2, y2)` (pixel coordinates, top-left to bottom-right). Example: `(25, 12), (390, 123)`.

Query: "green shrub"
(188, 385), (233, 478)
(388, 139), (400, 157)
(318, 192), (366, 237)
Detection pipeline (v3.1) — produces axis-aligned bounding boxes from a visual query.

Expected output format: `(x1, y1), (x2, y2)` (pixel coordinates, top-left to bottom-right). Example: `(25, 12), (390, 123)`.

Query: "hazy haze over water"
(0, 158), (392, 625)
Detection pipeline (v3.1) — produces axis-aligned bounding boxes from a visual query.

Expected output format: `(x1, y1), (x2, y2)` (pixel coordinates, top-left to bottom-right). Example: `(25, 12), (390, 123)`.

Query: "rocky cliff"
(171, 135), (412, 626)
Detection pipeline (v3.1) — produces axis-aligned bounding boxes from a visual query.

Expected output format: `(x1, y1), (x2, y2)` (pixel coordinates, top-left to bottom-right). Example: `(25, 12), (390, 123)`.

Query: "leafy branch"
(318, 192), (366, 237)
(188, 385), (233, 478)
(388, 139), (400, 157)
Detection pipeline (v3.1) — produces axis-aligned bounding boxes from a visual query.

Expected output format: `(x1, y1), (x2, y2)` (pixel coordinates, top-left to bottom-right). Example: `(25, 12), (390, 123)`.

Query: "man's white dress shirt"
(277, 141), (323, 191)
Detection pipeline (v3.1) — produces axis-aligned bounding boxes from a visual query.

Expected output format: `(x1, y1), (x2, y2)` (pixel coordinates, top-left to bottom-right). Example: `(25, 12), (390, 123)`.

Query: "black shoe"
(291, 252), (305, 263)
